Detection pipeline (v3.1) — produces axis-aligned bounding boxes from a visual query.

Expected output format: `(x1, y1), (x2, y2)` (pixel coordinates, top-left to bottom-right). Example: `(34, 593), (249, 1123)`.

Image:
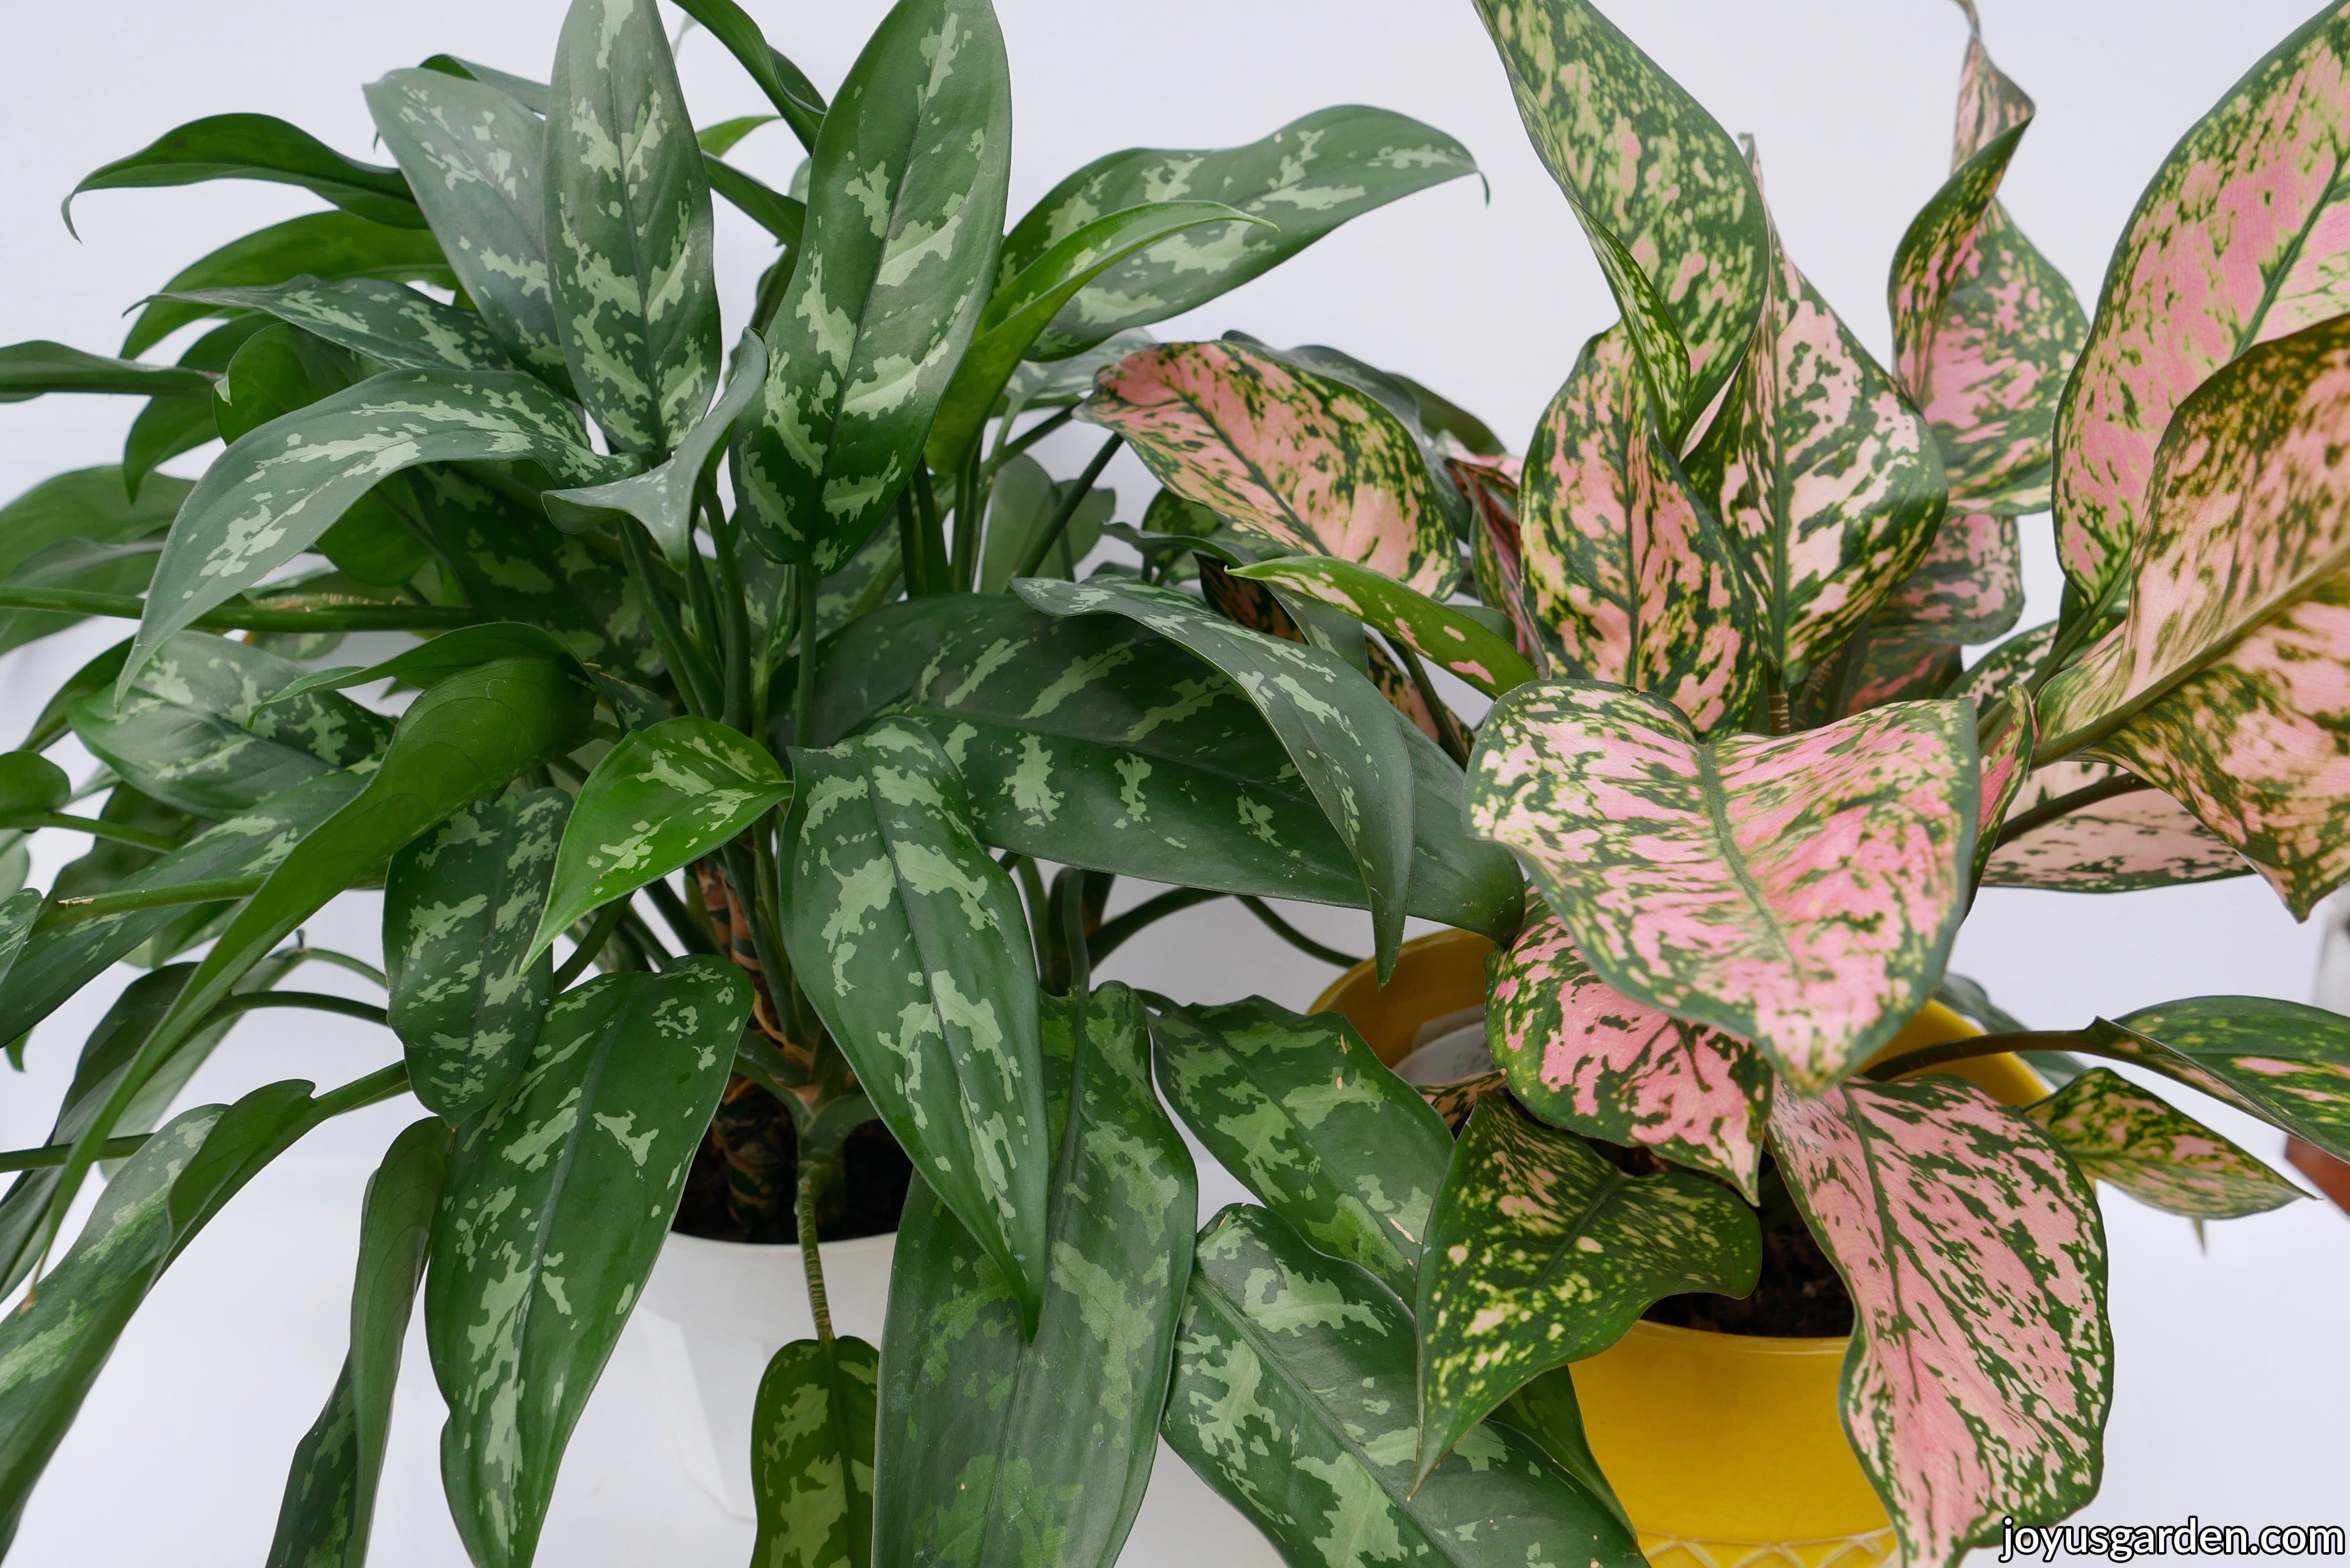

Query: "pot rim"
(663, 1226), (900, 1256)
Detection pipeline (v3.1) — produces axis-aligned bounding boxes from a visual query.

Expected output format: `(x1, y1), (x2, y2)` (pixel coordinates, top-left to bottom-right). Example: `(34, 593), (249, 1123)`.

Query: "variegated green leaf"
(1231, 556), (1535, 698)
(735, 0), (1010, 572)
(266, 1117), (450, 1568)
(429, 960), (747, 1568)
(0, 775), (362, 1048)
(857, 596), (1520, 939)
(1689, 180), (1947, 689)
(545, 0), (721, 454)
(2036, 314), (2350, 916)
(1982, 759), (2248, 892)
(532, 716), (792, 960)
(1017, 576), (1418, 972)
(386, 791), (568, 1126)
(1888, 8), (2084, 514)
(1083, 341), (1461, 598)
(365, 68), (572, 391)
(873, 984), (1195, 1568)
(1486, 911), (1773, 1197)
(1770, 1076), (2110, 1568)
(1472, 0), (1765, 428)
(1468, 681), (1976, 1091)
(1163, 1204), (1641, 1568)
(2025, 1067), (2300, 1219)
(781, 718), (1050, 1327)
(751, 1336), (878, 1568)
(1003, 108), (1477, 362)
(2053, 0), (2350, 606)
(71, 632), (389, 820)
(1946, 619), (2054, 710)
(1519, 324), (1758, 732)
(1149, 995), (1449, 1299)
(1413, 1096), (1758, 1486)
(120, 212), (452, 363)
(2089, 996), (2350, 1164)
(125, 370), (634, 695)
(924, 201), (1257, 474)
(155, 277), (514, 375)
(543, 332), (767, 565)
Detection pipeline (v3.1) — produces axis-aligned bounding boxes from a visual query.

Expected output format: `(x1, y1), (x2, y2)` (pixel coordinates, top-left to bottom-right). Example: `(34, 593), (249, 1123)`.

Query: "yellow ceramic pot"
(1312, 931), (2044, 1568)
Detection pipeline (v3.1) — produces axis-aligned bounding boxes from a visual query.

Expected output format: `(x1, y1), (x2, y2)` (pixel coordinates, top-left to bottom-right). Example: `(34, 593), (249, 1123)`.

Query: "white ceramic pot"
(636, 1226), (1281, 1564)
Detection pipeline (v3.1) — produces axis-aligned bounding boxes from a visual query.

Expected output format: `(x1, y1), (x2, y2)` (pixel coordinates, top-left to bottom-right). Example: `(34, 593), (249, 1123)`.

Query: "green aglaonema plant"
(0, 0), (2345, 1563)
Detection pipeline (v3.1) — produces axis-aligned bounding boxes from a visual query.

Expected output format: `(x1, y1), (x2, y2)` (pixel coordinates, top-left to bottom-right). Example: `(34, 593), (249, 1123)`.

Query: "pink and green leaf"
(1470, 0), (1767, 428)
(2026, 1066), (2303, 1219)
(2053, 0), (2350, 605)
(1412, 1096), (1758, 1487)
(1770, 1077), (2112, 1568)
(1453, 455), (1549, 672)
(1982, 759), (2249, 893)
(1691, 177), (1948, 688)
(1867, 512), (2023, 648)
(1231, 556), (1535, 698)
(1971, 687), (2035, 883)
(1080, 341), (1461, 597)
(1485, 911), (1773, 1197)
(1825, 635), (1962, 723)
(2093, 996), (2350, 1164)
(1946, 621), (2053, 711)
(2037, 314), (2350, 916)
(1466, 681), (1977, 1091)
(1519, 327), (1759, 732)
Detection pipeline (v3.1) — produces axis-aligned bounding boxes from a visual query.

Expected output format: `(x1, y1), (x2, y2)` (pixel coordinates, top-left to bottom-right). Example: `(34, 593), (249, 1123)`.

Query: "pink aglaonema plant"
(1081, 0), (2350, 1560)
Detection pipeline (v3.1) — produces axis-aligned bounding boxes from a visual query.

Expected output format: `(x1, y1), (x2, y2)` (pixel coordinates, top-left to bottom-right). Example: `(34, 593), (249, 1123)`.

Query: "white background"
(2, 0), (2345, 1562)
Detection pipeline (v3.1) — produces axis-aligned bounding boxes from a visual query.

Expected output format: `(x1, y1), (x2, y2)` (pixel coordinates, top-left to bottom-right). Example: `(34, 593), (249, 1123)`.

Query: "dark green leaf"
(0, 341), (212, 403)
(752, 1337), (878, 1568)
(271, 622), (587, 704)
(668, 0), (828, 146)
(0, 469), (186, 653)
(1413, 1097), (1759, 1485)
(976, 453), (1108, 592)
(386, 791), (568, 1125)
(66, 114), (422, 234)
(0, 755), (69, 823)
(419, 55), (550, 114)
(874, 984), (1195, 1568)
(365, 69), (571, 390)
(1232, 556), (1535, 698)
(704, 154), (806, 247)
(2093, 997), (2350, 1164)
(735, 0), (1011, 571)
(122, 212), (452, 362)
(429, 959), (748, 1568)
(1163, 1204), (1642, 1568)
(544, 0), (722, 454)
(158, 277), (515, 374)
(1149, 995), (1448, 1299)
(266, 1117), (450, 1568)
(782, 717), (1050, 1329)
(532, 716), (792, 960)
(1004, 108), (1478, 361)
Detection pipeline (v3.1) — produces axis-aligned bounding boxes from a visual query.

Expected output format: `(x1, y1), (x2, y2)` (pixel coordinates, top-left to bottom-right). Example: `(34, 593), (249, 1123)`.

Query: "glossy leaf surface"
(874, 984), (1195, 1568)
(1470, 682), (1976, 1091)
(0, 467), (186, 654)
(429, 960), (747, 1568)
(782, 718), (1049, 1327)
(1770, 1077), (2110, 1568)
(386, 791), (568, 1125)
(1486, 912), (1773, 1197)
(0, 341), (213, 403)
(545, 0), (721, 454)
(2025, 1067), (2300, 1219)
(68, 113), (420, 232)
(2096, 996), (2350, 1163)
(752, 1336), (879, 1568)
(532, 716), (792, 961)
(736, 0), (1011, 571)
(158, 276), (514, 375)
(1003, 108), (1477, 361)
(1082, 340), (1461, 598)
(1163, 1204), (1641, 1568)
(121, 212), (452, 362)
(1981, 760), (2247, 893)
(1150, 995), (1449, 1299)
(1231, 556), (1535, 697)
(1414, 1097), (1758, 1485)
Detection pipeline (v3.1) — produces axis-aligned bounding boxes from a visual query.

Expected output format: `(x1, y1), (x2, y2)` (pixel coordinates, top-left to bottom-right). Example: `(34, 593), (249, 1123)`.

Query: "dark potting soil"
(673, 1078), (911, 1245)
(1645, 1224), (1856, 1338)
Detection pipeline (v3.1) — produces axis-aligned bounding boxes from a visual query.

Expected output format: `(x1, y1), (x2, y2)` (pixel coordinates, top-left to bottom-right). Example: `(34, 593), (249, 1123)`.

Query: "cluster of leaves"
(2, 0), (2348, 1565)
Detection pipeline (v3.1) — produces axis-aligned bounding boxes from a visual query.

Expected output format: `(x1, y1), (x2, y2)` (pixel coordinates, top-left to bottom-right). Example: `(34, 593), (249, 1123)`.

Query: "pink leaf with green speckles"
(1982, 759), (2248, 893)
(2053, 0), (2350, 607)
(1770, 1077), (2111, 1568)
(1869, 512), (2023, 648)
(2091, 996), (2350, 1164)
(2037, 314), (2350, 917)
(1230, 556), (1536, 698)
(1455, 455), (1549, 674)
(1485, 912), (1773, 1197)
(1470, 0), (1766, 430)
(1465, 680), (1978, 1092)
(1690, 166), (1947, 689)
(1081, 341), (1460, 597)
(2026, 1067), (2302, 1218)
(1520, 328), (1759, 733)
(1971, 688), (2035, 883)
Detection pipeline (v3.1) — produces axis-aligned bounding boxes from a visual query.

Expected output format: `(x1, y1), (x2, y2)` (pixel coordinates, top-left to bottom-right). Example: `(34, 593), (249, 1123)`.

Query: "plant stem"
(846, 554), (905, 622)
(1988, 774), (2153, 852)
(283, 946), (389, 989)
(987, 405), (1077, 473)
(0, 585), (478, 635)
(40, 874), (265, 927)
(12, 813), (181, 852)
(897, 489), (931, 599)
(202, 990), (391, 1029)
(616, 907), (671, 970)
(617, 520), (718, 719)
(1384, 635), (1469, 767)
(1237, 896), (1364, 969)
(796, 1159), (836, 1344)
(642, 874), (720, 956)
(554, 902), (630, 988)
(1864, 1029), (2122, 1083)
(709, 500), (757, 735)
(1008, 854), (1050, 976)
(793, 567), (822, 748)
(0, 1059), (412, 1176)
(1061, 876), (1092, 998)
(910, 464), (950, 593)
(0, 1134), (147, 1174)
(1012, 435), (1123, 581)
(1087, 887), (1224, 966)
